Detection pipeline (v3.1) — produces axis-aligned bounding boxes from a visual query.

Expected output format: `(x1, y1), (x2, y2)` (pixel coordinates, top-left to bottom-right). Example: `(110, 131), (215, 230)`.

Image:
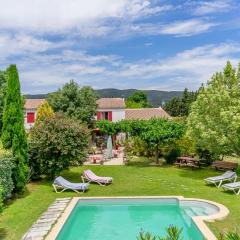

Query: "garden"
(0, 62), (240, 240)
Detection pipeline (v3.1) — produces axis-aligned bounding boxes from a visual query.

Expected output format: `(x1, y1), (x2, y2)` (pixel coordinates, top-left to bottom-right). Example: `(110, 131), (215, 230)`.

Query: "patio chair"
(204, 171), (237, 188)
(222, 181), (240, 195)
(82, 169), (113, 186)
(53, 176), (89, 193)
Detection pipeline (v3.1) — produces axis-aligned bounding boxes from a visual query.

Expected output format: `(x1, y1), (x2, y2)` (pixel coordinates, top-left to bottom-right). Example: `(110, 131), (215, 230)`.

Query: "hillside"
(25, 88), (183, 107)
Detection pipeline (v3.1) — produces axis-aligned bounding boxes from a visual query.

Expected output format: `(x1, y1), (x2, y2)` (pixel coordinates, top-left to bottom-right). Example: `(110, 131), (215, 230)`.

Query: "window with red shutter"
(97, 112), (101, 120)
(108, 111), (112, 121)
(27, 112), (35, 123)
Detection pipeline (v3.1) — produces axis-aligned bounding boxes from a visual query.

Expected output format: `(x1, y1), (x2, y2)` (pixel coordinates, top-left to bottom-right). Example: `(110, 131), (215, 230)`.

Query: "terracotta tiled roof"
(97, 98), (125, 109)
(125, 108), (171, 120)
(24, 99), (45, 109)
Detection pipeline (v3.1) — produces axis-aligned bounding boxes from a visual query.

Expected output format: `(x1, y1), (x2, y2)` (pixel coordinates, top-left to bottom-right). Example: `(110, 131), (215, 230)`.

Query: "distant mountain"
(25, 88), (183, 107)
(96, 89), (183, 107)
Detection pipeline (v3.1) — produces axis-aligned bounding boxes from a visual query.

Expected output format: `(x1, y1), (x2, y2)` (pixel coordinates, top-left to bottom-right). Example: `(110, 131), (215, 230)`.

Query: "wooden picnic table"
(175, 157), (202, 168)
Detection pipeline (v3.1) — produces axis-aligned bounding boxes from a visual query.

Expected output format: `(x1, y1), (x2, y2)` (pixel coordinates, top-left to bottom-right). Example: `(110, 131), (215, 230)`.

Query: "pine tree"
(35, 101), (54, 125)
(1, 65), (28, 193)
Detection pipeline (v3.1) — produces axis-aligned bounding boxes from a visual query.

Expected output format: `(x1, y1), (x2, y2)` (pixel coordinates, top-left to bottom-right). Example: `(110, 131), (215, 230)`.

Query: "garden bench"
(212, 161), (238, 171)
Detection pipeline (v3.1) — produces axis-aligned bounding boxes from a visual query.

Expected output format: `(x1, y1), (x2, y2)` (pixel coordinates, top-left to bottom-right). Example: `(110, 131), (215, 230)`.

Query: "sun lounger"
(82, 169), (113, 186)
(204, 171), (237, 188)
(53, 176), (89, 193)
(222, 181), (240, 195)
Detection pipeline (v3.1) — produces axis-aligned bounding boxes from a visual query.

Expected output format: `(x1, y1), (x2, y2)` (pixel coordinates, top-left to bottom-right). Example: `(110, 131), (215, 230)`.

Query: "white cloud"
(3, 42), (238, 93)
(191, 0), (234, 15)
(0, 0), (171, 35)
(158, 19), (217, 36)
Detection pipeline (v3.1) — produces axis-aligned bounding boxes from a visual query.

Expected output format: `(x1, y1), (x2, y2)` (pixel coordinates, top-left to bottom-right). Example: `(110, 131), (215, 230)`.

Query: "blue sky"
(0, 0), (240, 93)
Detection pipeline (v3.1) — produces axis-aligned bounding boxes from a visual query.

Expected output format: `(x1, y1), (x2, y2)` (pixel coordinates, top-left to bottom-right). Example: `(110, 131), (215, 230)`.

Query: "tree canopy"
(35, 101), (54, 125)
(29, 115), (90, 179)
(164, 88), (197, 117)
(187, 61), (240, 157)
(96, 118), (185, 163)
(0, 70), (7, 135)
(48, 80), (98, 126)
(125, 91), (151, 108)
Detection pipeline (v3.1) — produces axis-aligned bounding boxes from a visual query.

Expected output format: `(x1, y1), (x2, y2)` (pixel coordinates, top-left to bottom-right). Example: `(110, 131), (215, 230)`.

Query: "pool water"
(57, 198), (217, 240)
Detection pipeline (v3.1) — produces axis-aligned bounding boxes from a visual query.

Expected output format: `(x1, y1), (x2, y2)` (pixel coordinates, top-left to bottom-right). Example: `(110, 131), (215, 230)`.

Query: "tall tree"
(1, 65), (28, 193)
(0, 70), (7, 135)
(125, 91), (151, 108)
(187, 61), (240, 157)
(48, 80), (98, 126)
(164, 88), (197, 117)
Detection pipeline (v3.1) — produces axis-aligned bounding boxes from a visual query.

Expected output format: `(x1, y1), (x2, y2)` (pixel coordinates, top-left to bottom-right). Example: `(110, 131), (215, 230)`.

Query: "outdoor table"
(175, 157), (201, 168)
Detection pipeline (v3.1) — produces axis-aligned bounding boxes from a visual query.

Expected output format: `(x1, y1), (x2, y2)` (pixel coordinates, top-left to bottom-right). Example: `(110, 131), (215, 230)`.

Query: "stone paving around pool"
(22, 198), (71, 240)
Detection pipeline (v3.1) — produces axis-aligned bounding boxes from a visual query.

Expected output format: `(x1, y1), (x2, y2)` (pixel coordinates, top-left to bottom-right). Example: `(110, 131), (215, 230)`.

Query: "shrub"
(137, 225), (183, 240)
(29, 115), (90, 179)
(35, 101), (54, 125)
(0, 185), (3, 212)
(163, 147), (181, 164)
(0, 154), (14, 200)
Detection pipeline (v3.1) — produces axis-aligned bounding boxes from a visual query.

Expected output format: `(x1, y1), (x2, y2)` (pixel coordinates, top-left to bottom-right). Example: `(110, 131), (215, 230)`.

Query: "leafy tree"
(187, 61), (240, 157)
(96, 120), (118, 136)
(0, 70), (7, 135)
(1, 65), (28, 193)
(164, 88), (197, 117)
(48, 80), (98, 126)
(126, 91), (151, 108)
(35, 101), (54, 125)
(29, 115), (90, 179)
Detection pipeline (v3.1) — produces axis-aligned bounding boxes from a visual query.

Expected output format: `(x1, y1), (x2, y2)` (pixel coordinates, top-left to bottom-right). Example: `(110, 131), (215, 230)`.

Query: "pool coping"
(45, 196), (229, 240)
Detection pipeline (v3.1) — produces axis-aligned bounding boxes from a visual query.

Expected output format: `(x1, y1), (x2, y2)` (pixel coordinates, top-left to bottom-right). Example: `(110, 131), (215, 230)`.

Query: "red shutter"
(97, 112), (101, 120)
(108, 111), (112, 121)
(27, 112), (35, 123)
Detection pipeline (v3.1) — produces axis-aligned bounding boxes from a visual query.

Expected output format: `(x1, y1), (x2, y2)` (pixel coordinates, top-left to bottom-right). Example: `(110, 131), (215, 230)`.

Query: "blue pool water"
(57, 198), (218, 240)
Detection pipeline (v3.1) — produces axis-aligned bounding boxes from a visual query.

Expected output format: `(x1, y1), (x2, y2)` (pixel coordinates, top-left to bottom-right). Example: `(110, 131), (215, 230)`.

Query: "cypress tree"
(1, 65), (28, 193)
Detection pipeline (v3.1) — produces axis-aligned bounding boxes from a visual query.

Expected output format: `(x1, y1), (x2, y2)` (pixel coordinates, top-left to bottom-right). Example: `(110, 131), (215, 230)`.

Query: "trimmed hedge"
(0, 154), (14, 200)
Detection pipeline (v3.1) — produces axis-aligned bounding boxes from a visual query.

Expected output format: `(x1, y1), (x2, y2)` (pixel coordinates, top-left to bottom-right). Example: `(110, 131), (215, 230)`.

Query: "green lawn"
(0, 164), (239, 240)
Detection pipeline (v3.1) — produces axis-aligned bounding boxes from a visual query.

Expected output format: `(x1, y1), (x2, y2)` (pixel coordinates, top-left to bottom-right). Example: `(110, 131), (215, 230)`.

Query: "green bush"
(0, 185), (3, 212)
(29, 115), (90, 179)
(163, 147), (181, 164)
(0, 154), (14, 199)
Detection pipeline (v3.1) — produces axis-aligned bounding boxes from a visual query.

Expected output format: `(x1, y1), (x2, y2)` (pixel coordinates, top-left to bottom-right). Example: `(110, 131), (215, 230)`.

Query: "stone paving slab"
(22, 198), (71, 240)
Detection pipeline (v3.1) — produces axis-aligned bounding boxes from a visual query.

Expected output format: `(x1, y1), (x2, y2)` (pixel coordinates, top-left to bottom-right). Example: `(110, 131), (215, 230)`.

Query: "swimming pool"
(47, 197), (229, 240)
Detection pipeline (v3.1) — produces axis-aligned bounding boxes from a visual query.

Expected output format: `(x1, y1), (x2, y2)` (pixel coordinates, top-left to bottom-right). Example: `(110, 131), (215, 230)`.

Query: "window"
(27, 112), (35, 123)
(97, 111), (112, 121)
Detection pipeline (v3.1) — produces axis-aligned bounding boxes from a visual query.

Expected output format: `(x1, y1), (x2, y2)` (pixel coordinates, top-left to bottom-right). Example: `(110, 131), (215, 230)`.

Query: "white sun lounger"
(82, 169), (113, 186)
(204, 171), (237, 188)
(53, 176), (89, 193)
(222, 181), (240, 195)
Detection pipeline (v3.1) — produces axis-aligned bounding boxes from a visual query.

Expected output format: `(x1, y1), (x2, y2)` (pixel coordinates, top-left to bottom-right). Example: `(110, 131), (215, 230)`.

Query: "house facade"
(24, 99), (45, 130)
(96, 98), (125, 122)
(24, 97), (170, 129)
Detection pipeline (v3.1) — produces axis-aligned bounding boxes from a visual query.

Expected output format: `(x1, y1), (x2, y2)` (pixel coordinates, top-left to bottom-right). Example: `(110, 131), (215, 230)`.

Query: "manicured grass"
(0, 164), (240, 240)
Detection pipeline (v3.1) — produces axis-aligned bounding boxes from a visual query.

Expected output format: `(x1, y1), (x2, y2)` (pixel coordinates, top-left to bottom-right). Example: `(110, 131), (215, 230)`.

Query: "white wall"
(97, 109), (125, 122)
(112, 109), (125, 122)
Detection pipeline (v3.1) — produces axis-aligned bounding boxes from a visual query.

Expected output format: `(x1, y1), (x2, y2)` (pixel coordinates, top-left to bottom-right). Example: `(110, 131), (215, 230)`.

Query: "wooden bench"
(212, 161), (238, 171)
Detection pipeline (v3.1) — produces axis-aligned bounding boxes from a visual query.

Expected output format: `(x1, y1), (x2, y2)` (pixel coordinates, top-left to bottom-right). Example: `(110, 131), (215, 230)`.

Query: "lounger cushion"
(54, 176), (89, 190)
(222, 182), (240, 189)
(84, 170), (113, 183)
(205, 171), (236, 182)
